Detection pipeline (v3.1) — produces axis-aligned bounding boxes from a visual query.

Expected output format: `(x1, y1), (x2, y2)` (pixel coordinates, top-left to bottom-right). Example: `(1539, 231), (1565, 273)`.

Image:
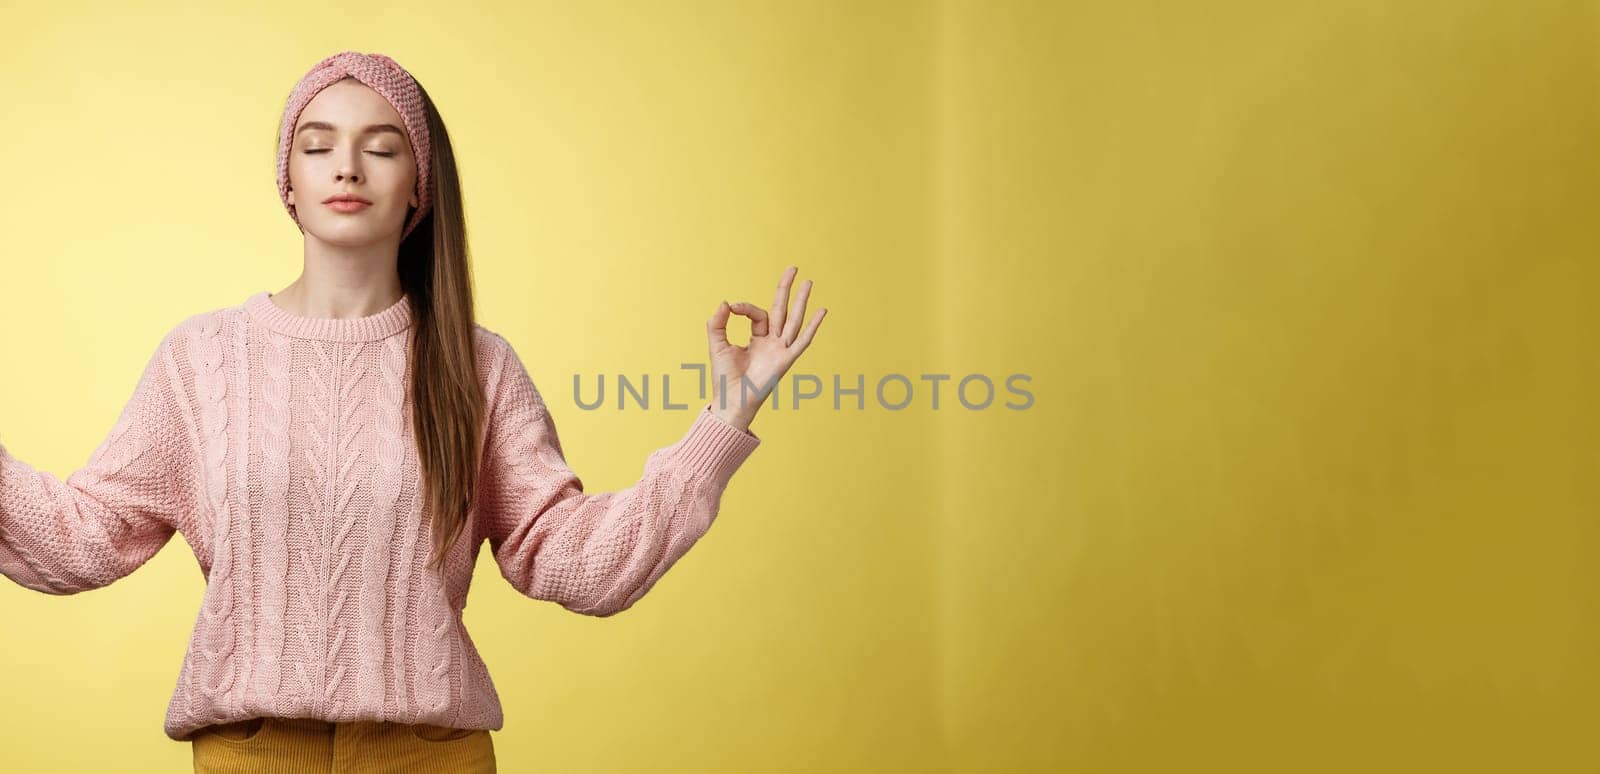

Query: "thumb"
(706, 300), (732, 350)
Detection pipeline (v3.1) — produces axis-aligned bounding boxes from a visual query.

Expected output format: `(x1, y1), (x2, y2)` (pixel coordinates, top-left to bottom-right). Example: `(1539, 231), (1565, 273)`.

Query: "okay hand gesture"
(705, 266), (828, 431)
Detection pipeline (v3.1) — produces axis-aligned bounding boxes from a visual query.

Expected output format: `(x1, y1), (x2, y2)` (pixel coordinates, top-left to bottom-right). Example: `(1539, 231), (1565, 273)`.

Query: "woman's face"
(286, 78), (418, 244)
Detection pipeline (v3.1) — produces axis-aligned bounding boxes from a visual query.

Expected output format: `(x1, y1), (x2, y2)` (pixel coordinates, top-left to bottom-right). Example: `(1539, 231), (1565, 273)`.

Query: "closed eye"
(302, 149), (396, 157)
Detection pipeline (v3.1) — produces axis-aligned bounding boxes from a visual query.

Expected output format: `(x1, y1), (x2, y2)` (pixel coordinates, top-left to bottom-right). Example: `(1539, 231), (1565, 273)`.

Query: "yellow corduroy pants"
(190, 716), (496, 773)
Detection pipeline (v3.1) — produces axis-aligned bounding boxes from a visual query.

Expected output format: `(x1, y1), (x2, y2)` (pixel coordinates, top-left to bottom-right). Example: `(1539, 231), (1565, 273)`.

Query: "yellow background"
(0, 1), (1595, 771)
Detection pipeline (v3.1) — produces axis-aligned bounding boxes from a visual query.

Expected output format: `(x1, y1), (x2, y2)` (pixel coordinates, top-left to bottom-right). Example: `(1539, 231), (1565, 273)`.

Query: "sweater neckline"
(244, 290), (413, 342)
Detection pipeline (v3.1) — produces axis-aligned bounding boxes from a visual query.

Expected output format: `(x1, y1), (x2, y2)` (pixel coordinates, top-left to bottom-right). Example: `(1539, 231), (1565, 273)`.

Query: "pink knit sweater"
(0, 290), (761, 741)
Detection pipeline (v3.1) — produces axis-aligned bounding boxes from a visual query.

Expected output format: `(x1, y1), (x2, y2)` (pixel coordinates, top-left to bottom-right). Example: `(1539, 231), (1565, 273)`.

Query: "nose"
(337, 154), (361, 183)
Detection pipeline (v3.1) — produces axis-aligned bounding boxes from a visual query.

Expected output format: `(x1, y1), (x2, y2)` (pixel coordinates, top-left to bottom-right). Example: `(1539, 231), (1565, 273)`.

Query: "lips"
(324, 198), (371, 213)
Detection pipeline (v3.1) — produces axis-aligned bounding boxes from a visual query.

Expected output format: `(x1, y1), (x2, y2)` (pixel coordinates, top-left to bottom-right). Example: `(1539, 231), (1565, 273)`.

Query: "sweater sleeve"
(0, 333), (189, 595)
(478, 340), (761, 617)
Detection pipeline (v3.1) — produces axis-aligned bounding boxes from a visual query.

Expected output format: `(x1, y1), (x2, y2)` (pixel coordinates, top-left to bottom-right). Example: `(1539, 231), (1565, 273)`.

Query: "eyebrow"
(295, 121), (406, 138)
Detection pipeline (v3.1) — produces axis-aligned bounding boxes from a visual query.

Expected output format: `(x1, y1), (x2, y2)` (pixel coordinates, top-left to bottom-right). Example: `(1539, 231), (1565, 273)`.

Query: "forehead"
(297, 79), (405, 131)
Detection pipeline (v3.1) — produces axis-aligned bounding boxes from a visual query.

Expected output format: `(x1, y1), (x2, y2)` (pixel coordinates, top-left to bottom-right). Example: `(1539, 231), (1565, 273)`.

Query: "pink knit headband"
(276, 51), (432, 241)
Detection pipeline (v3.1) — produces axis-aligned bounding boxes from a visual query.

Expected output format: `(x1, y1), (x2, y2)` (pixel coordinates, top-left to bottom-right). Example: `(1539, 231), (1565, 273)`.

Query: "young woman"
(0, 50), (825, 772)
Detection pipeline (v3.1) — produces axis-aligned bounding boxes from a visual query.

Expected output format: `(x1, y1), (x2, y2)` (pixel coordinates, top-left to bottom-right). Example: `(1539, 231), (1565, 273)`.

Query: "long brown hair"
(396, 77), (484, 572)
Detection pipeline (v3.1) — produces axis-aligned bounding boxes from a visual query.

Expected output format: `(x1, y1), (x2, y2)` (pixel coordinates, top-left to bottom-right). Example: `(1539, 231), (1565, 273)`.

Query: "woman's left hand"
(705, 265), (828, 431)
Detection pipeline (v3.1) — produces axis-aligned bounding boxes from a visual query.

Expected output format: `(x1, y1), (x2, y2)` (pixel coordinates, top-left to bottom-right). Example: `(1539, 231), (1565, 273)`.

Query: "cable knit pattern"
(188, 310), (241, 728)
(0, 290), (761, 741)
(356, 336), (404, 716)
(254, 329), (292, 711)
(322, 342), (366, 717)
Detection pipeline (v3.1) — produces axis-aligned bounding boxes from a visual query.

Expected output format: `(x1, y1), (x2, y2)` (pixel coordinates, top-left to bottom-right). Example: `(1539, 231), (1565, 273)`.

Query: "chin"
(306, 219), (402, 245)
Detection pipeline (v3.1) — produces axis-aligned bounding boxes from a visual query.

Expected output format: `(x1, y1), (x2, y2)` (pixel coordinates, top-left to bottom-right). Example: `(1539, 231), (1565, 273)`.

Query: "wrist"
(707, 403), (755, 432)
